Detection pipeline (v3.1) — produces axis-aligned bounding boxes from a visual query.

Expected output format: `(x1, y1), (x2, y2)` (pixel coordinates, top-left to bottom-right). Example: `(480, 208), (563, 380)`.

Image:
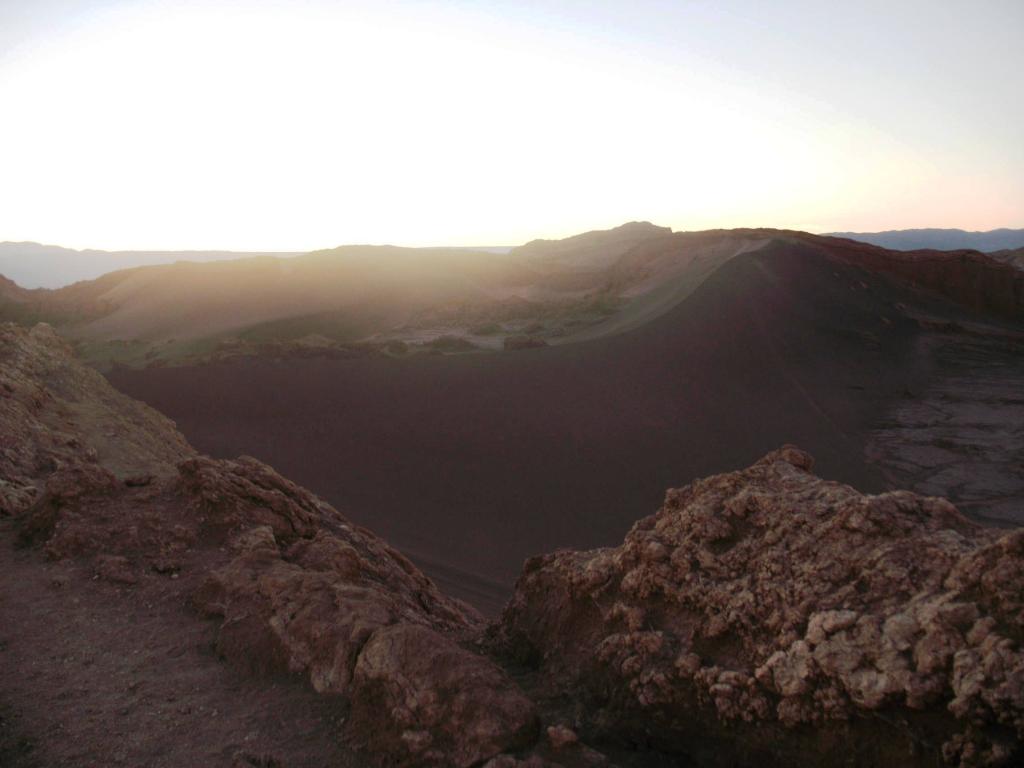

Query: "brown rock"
(1, 323), (536, 767)
(6, 321), (1023, 767)
(188, 459), (538, 765)
(495, 446), (1024, 766)
(178, 455), (327, 543)
(351, 623), (537, 767)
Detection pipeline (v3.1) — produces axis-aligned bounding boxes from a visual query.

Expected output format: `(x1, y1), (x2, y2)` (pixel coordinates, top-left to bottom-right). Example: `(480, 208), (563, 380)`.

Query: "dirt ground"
(0, 518), (362, 768)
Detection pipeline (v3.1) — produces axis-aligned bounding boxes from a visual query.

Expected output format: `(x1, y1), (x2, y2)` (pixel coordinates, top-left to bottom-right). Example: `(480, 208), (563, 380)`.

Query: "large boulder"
(495, 447), (1024, 767)
(1, 322), (539, 767)
(178, 454), (330, 542)
(189, 458), (538, 767)
(350, 623), (537, 766)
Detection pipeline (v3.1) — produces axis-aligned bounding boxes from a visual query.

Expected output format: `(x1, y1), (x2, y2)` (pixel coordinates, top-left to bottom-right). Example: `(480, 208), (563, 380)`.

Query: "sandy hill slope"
(3, 224), (1021, 370)
(513, 220), (674, 271)
(4, 246), (533, 341)
(0, 243), (552, 367)
(110, 235), (1024, 616)
(812, 234), (1024, 319)
(3, 323), (1023, 766)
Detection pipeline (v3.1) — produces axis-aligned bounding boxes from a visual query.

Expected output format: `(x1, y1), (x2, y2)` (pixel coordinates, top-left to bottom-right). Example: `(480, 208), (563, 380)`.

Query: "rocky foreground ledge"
(1, 322), (1022, 767)
(495, 447), (1023, 766)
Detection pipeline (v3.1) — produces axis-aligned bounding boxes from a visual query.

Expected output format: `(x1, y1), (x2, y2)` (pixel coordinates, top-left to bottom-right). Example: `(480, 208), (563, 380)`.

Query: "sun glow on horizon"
(1, 0), (1021, 251)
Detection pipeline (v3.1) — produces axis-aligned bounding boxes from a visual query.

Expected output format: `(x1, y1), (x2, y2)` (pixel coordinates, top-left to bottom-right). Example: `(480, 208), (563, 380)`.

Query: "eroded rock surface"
(0, 322), (192, 516)
(1, 322), (538, 767)
(495, 446), (1024, 767)
(5, 320), (1023, 767)
(866, 331), (1024, 524)
(185, 458), (538, 767)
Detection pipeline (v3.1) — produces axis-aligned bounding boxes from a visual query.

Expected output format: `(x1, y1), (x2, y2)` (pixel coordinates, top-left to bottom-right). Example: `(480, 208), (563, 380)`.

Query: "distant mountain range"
(0, 242), (514, 289)
(2, 222), (1022, 373)
(0, 242), (306, 289)
(6, 228), (1022, 289)
(828, 227), (1024, 252)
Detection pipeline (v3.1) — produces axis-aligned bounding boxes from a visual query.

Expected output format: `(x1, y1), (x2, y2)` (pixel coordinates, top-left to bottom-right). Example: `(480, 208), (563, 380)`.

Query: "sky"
(0, 0), (1021, 251)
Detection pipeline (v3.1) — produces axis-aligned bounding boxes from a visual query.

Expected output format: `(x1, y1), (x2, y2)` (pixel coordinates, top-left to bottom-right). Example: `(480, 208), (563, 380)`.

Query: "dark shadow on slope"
(110, 241), (952, 614)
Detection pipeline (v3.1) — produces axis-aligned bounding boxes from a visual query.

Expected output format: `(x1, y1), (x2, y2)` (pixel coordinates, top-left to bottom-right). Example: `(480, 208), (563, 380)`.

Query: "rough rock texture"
(6, 320), (1024, 767)
(349, 623), (537, 765)
(1, 322), (539, 767)
(496, 446), (1024, 767)
(187, 460), (539, 767)
(0, 322), (192, 519)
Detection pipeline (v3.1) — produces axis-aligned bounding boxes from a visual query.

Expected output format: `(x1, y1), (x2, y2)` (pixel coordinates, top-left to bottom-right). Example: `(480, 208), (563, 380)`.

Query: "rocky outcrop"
(188, 458), (538, 767)
(5, 320), (1024, 766)
(349, 623), (537, 765)
(495, 446), (1024, 767)
(0, 322), (192, 512)
(1, 322), (538, 767)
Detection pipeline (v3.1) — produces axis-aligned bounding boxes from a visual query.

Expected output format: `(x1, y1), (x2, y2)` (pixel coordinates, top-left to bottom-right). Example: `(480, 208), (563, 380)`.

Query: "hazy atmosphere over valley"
(1, 2), (1023, 767)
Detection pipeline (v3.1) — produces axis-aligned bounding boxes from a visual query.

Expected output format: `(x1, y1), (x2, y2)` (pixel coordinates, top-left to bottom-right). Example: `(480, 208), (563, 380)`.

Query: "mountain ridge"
(3, 224), (1021, 370)
(827, 227), (1024, 252)
(0, 241), (307, 289)
(110, 235), (1024, 615)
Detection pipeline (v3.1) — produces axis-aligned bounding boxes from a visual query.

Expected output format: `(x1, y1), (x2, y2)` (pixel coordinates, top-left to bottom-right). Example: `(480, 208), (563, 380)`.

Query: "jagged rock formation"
(496, 447), (1024, 767)
(1, 323), (538, 767)
(181, 456), (539, 765)
(4, 321), (1023, 766)
(186, 457), (537, 767)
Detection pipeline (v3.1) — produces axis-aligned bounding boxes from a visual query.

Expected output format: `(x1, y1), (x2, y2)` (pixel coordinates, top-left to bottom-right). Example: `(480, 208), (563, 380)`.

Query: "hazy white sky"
(1, 0), (1021, 250)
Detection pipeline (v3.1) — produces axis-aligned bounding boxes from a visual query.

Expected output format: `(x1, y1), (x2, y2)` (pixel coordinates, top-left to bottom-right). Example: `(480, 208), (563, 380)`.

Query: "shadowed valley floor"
(109, 240), (1016, 614)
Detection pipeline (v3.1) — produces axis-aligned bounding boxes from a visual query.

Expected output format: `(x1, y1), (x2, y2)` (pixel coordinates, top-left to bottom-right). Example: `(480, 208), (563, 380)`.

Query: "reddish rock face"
(188, 460), (540, 768)
(495, 447), (1024, 767)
